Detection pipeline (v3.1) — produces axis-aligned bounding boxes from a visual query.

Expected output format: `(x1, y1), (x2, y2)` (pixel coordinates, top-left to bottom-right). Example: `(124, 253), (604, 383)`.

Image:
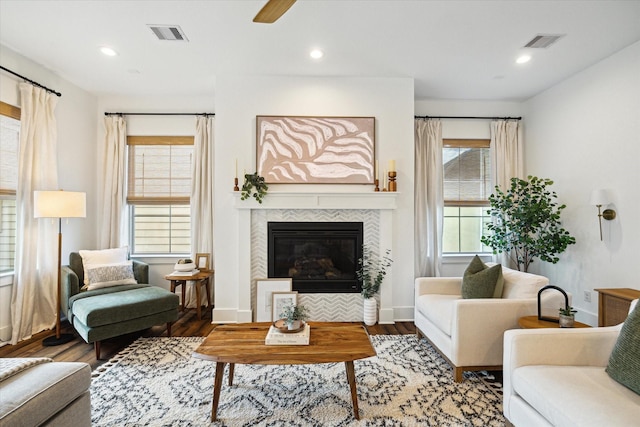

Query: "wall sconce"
(590, 189), (616, 241)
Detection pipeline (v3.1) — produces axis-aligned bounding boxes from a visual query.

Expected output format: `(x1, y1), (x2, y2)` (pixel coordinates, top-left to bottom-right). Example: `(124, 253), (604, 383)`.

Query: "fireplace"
(268, 222), (363, 293)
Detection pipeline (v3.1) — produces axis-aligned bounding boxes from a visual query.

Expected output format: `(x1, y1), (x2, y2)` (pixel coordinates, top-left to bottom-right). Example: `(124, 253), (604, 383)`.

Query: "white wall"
(214, 75), (415, 322)
(4, 38), (636, 334)
(0, 45), (97, 341)
(524, 41), (640, 325)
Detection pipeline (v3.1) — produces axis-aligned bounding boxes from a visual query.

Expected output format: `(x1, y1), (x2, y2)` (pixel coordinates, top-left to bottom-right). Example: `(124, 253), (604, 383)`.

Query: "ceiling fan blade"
(253, 0), (297, 23)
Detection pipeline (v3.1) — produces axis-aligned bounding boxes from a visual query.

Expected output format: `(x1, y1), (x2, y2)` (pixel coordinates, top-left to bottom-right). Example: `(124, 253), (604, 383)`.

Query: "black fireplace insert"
(267, 222), (363, 293)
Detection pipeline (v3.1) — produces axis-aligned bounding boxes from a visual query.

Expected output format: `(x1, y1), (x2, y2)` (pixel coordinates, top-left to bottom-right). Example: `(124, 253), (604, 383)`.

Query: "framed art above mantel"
(256, 116), (375, 184)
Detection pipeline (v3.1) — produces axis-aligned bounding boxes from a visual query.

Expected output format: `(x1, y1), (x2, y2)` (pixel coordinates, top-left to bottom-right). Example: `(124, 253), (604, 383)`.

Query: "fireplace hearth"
(268, 222), (363, 293)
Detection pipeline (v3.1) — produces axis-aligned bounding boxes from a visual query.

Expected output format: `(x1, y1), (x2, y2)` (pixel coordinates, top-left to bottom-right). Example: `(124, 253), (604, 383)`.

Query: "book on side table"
(167, 269), (200, 277)
(265, 323), (310, 345)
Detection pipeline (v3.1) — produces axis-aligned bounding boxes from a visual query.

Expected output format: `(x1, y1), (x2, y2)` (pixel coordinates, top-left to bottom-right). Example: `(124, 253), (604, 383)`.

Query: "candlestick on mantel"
(388, 171), (397, 192)
(234, 159), (239, 191)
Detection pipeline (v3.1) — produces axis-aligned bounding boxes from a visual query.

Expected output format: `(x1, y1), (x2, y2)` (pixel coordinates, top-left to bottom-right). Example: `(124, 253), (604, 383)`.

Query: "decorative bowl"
(174, 262), (196, 272)
(273, 318), (306, 333)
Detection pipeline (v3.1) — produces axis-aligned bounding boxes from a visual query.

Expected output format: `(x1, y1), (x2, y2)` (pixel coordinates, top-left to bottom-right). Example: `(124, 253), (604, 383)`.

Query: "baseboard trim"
(0, 324), (11, 342)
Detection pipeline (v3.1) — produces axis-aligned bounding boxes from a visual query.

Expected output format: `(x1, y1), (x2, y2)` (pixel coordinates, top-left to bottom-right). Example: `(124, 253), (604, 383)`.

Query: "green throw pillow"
(461, 255), (502, 299)
(606, 303), (640, 395)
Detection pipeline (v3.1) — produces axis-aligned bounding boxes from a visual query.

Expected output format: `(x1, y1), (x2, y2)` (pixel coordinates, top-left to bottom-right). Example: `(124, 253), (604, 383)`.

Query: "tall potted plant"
(481, 175), (576, 272)
(356, 246), (392, 326)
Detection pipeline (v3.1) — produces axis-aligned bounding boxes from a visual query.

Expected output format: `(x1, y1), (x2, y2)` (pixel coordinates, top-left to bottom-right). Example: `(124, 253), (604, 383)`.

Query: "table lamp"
(34, 190), (86, 346)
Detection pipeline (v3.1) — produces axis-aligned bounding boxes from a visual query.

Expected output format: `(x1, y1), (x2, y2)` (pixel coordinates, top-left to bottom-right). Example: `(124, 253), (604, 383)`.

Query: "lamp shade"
(589, 189), (610, 206)
(34, 190), (86, 218)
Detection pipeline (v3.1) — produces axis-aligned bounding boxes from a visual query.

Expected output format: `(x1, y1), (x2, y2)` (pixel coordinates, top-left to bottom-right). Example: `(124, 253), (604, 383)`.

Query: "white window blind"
(443, 139), (491, 206)
(442, 139), (492, 254)
(0, 104), (20, 196)
(0, 101), (20, 273)
(126, 135), (193, 255)
(127, 136), (194, 205)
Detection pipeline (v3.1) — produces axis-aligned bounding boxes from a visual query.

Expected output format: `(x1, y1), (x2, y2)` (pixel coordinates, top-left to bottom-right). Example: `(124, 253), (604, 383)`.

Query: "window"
(442, 139), (492, 254)
(127, 136), (193, 255)
(0, 101), (20, 273)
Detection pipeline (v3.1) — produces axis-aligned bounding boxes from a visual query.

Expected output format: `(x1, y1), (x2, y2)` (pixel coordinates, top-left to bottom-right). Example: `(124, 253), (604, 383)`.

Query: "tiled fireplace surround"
(233, 192), (398, 323)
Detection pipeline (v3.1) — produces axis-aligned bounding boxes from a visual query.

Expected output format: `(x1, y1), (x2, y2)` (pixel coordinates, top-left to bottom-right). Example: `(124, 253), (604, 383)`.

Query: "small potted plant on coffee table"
(559, 305), (577, 328)
(279, 304), (309, 331)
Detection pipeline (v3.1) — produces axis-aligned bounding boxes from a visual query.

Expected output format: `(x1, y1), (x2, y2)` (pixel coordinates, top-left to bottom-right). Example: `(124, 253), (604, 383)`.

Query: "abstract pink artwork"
(256, 116), (375, 184)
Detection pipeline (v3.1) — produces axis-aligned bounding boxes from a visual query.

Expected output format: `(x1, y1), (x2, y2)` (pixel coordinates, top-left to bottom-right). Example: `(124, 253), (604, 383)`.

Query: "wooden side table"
(165, 270), (214, 320)
(518, 316), (590, 329)
(595, 288), (640, 327)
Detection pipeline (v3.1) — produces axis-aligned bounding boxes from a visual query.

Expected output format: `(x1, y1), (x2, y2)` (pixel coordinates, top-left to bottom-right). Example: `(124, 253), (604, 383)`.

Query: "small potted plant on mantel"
(279, 304), (309, 330)
(559, 306), (577, 328)
(356, 246), (392, 326)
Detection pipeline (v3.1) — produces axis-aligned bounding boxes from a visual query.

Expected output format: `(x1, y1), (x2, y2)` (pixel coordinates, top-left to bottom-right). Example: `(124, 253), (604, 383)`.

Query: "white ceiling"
(1, 0), (639, 101)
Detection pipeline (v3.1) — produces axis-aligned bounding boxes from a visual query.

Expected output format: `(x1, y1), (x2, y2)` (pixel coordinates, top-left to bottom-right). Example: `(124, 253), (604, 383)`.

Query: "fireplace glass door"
(268, 222), (363, 293)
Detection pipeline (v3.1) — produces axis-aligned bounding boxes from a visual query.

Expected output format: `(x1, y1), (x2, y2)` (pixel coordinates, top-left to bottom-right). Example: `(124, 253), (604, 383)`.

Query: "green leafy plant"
(279, 304), (309, 323)
(481, 176), (576, 272)
(356, 246), (392, 299)
(559, 306), (577, 316)
(241, 172), (268, 204)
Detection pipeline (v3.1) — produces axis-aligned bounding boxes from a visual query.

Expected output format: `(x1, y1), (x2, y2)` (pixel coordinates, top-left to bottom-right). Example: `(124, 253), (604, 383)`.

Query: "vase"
(559, 314), (575, 328)
(287, 319), (301, 330)
(363, 297), (377, 326)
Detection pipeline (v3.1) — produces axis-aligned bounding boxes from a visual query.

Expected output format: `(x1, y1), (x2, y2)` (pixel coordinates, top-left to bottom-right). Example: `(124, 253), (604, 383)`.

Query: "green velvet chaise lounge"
(61, 252), (179, 359)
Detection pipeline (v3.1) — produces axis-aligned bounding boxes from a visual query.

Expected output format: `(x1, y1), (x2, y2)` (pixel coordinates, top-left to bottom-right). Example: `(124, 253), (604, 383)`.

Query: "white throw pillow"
(83, 261), (137, 291)
(79, 247), (129, 286)
(486, 262), (549, 299)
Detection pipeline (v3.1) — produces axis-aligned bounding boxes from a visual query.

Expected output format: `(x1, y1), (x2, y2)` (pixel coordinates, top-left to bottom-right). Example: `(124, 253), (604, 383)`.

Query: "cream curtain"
(98, 116), (127, 249)
(185, 116), (215, 307)
(9, 84), (59, 344)
(491, 120), (523, 191)
(490, 120), (524, 267)
(415, 119), (443, 277)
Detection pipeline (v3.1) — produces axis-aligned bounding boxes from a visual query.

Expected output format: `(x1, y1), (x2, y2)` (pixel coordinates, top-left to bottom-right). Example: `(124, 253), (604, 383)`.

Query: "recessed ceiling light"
(310, 49), (324, 59)
(100, 46), (118, 57)
(516, 54), (531, 64)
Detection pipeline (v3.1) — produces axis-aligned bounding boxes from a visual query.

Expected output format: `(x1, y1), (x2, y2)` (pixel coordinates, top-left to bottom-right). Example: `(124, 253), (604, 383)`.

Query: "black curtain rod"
(105, 112), (214, 117)
(0, 65), (62, 97)
(415, 115), (521, 120)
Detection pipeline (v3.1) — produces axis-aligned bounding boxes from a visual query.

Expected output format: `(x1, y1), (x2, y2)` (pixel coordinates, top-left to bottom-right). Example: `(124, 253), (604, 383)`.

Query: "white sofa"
(0, 358), (91, 426)
(503, 300), (640, 427)
(415, 264), (563, 382)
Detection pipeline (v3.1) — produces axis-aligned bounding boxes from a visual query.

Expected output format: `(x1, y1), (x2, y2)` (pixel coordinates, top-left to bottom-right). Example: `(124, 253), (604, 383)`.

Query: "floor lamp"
(34, 190), (86, 346)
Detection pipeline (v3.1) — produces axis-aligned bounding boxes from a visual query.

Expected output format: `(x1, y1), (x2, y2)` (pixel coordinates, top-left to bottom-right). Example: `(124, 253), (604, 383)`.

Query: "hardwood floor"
(0, 309), (415, 371)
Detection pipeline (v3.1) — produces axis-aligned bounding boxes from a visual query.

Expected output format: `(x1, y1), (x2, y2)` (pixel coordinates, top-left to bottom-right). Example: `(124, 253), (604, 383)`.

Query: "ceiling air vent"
(523, 34), (565, 49)
(148, 25), (188, 41)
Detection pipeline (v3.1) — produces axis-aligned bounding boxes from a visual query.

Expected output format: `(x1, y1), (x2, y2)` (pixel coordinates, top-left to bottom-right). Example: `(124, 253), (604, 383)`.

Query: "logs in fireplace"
(267, 222), (363, 293)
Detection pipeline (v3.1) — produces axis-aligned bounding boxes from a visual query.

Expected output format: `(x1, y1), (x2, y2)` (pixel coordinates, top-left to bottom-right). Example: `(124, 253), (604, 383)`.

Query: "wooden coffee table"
(192, 322), (376, 421)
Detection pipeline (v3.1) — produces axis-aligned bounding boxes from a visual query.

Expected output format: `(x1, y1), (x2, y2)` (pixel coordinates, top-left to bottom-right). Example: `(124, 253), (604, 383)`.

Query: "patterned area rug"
(90, 335), (504, 426)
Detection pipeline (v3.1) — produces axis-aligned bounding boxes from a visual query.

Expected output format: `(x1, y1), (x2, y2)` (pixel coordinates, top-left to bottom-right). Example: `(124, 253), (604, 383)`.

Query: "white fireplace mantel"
(232, 191), (398, 210)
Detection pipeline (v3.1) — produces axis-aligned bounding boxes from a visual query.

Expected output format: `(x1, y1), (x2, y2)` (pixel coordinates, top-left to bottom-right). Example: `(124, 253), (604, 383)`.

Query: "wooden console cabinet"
(595, 288), (640, 327)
